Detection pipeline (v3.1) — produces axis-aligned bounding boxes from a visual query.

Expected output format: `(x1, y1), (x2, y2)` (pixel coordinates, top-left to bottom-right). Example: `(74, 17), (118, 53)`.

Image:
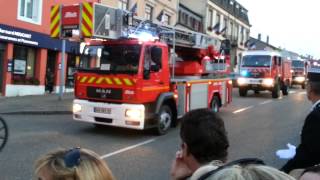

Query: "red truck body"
(237, 50), (292, 98)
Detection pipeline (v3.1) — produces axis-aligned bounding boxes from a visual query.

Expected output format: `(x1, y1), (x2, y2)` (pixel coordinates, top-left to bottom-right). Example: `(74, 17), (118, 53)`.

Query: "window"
(216, 13), (221, 30)
(145, 4), (153, 20)
(118, 0), (129, 10)
(163, 14), (171, 25)
(234, 24), (239, 40)
(240, 26), (244, 44)
(12, 45), (37, 84)
(208, 9), (213, 27)
(17, 0), (42, 24)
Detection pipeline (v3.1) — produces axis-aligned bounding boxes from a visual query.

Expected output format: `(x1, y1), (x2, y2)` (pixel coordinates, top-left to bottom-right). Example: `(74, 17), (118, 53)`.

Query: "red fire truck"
(237, 50), (292, 98)
(291, 59), (307, 89)
(54, 2), (233, 134)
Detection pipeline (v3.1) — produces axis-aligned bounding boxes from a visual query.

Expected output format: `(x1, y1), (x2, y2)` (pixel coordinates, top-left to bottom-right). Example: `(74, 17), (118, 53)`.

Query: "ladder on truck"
(90, 3), (221, 50)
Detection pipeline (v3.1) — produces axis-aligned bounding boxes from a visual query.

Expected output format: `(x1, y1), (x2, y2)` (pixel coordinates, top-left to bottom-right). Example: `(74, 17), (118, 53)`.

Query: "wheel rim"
(0, 118), (8, 151)
(159, 110), (171, 132)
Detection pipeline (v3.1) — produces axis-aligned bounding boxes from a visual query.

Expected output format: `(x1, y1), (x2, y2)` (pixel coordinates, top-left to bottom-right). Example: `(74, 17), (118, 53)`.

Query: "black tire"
(0, 117), (8, 151)
(211, 96), (220, 113)
(272, 82), (280, 98)
(239, 87), (247, 97)
(254, 90), (260, 94)
(154, 105), (172, 135)
(282, 83), (289, 96)
(302, 83), (305, 89)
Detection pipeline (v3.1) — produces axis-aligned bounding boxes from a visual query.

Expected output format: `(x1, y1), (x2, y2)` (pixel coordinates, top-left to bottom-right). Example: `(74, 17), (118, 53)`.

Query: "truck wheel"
(282, 83), (289, 96)
(272, 83), (280, 98)
(155, 105), (172, 135)
(302, 83), (305, 89)
(254, 90), (260, 94)
(211, 96), (220, 113)
(239, 87), (247, 97)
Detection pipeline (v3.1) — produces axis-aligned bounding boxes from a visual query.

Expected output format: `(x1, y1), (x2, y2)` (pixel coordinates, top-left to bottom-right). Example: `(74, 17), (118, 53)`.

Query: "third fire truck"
(54, 2), (233, 134)
(237, 50), (292, 98)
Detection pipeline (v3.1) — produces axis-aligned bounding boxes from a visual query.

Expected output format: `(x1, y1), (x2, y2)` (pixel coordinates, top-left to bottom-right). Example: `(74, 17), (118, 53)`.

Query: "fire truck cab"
(291, 59), (307, 89)
(237, 50), (292, 98)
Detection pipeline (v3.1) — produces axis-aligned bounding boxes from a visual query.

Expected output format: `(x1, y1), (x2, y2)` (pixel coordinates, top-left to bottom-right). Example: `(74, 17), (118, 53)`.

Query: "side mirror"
(143, 69), (150, 80)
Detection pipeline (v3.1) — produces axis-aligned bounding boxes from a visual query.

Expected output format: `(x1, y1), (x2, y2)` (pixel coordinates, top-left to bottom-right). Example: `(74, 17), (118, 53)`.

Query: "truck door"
(142, 45), (169, 101)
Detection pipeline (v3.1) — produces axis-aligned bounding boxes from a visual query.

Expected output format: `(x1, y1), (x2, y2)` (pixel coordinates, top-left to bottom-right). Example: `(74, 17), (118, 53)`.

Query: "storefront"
(0, 23), (79, 96)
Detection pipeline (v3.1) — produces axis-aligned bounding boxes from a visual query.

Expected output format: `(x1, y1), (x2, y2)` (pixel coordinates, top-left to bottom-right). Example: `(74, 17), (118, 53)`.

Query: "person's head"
(306, 72), (320, 103)
(209, 164), (295, 180)
(179, 108), (229, 169)
(35, 148), (115, 180)
(299, 165), (320, 180)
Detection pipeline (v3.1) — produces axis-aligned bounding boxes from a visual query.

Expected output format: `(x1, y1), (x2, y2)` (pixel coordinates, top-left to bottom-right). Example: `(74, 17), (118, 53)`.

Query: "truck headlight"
(125, 109), (143, 119)
(73, 104), (82, 113)
(262, 78), (274, 86)
(237, 78), (247, 86)
(295, 76), (305, 82)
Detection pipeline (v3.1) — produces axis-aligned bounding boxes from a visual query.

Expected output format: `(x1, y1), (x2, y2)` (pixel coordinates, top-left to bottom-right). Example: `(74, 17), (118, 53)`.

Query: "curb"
(0, 111), (72, 115)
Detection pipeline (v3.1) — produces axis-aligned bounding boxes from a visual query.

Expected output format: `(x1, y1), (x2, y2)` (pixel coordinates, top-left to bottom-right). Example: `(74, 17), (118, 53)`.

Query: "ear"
(181, 142), (189, 157)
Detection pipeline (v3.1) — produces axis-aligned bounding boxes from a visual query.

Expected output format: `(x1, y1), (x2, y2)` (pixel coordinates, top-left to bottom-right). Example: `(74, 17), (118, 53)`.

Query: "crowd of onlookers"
(34, 71), (320, 179)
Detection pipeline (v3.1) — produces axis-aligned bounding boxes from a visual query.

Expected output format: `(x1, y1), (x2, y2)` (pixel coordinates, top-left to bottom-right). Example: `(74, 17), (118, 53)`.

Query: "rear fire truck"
(237, 50), (292, 98)
(291, 59), (307, 89)
(54, 2), (232, 134)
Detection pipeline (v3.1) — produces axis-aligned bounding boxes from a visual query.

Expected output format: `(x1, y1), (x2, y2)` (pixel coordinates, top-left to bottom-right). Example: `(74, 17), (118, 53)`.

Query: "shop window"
(17, 0), (43, 25)
(12, 45), (38, 85)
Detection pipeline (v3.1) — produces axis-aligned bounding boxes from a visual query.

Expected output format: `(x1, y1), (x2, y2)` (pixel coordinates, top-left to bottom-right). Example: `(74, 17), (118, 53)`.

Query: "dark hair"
(309, 81), (320, 95)
(180, 108), (229, 164)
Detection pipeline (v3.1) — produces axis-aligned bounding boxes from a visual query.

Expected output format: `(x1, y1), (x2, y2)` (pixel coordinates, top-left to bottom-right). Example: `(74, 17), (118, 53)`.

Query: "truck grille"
(87, 87), (122, 100)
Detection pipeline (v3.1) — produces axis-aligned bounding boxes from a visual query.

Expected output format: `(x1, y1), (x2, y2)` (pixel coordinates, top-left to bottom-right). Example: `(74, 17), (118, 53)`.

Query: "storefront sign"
(0, 23), (80, 53)
(13, 59), (26, 75)
(0, 27), (38, 46)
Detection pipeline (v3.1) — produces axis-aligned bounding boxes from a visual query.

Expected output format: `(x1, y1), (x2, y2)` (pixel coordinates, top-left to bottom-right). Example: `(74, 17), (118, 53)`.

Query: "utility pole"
(59, 39), (66, 100)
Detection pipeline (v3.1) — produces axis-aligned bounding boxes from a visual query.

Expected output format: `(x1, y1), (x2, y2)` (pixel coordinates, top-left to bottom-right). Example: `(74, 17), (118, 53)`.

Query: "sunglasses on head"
(198, 158), (265, 180)
(63, 147), (81, 168)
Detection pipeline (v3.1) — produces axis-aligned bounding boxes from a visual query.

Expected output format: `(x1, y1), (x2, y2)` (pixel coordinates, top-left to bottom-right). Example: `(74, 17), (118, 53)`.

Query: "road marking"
(299, 91), (307, 95)
(233, 106), (254, 114)
(259, 100), (273, 105)
(289, 90), (296, 94)
(101, 138), (156, 159)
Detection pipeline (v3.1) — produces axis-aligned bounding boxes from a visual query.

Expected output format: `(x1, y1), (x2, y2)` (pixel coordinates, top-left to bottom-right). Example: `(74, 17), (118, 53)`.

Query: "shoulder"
(190, 164), (219, 180)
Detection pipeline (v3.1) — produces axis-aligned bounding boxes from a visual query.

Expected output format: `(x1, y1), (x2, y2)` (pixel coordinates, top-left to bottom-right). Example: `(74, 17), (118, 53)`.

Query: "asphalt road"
(0, 87), (310, 180)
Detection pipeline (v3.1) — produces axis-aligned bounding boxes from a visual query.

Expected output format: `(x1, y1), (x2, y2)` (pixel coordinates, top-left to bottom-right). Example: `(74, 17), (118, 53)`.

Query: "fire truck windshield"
(242, 55), (271, 67)
(80, 45), (141, 74)
(292, 60), (304, 68)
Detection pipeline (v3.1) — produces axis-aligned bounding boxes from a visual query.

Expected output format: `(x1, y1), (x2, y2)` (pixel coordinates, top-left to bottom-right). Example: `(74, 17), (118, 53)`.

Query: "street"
(0, 87), (310, 180)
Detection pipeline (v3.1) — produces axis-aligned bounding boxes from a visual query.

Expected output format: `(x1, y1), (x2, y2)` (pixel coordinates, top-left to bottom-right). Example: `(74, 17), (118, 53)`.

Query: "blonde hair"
(35, 148), (115, 180)
(209, 164), (295, 180)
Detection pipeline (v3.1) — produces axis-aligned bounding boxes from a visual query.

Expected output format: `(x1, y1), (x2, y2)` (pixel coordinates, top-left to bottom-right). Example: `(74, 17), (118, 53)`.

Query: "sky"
(236, 0), (319, 59)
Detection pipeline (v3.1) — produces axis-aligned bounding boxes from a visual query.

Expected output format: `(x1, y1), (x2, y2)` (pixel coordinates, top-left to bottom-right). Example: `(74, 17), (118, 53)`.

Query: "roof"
(242, 50), (281, 57)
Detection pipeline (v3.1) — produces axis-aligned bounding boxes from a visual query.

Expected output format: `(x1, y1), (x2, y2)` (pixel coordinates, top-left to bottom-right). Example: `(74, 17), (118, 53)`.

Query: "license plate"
(94, 107), (111, 114)
(249, 79), (260, 84)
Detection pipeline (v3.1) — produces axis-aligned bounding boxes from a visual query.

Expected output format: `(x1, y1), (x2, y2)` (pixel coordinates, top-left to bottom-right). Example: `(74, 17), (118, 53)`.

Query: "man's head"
(179, 108), (229, 167)
(306, 72), (320, 103)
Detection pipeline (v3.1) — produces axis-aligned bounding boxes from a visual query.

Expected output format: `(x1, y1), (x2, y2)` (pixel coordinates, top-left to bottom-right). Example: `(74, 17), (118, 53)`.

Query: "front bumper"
(73, 99), (146, 130)
(292, 76), (305, 84)
(237, 77), (274, 90)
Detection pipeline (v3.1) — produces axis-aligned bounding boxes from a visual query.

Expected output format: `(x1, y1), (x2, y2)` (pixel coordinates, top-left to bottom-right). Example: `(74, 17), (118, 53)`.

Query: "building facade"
(100, 0), (179, 26)
(0, 0), (100, 96)
(180, 0), (250, 73)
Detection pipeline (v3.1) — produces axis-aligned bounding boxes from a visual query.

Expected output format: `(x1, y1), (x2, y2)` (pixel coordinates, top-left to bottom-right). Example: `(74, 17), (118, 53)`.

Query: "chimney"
(258, 33), (261, 41)
(266, 35), (269, 44)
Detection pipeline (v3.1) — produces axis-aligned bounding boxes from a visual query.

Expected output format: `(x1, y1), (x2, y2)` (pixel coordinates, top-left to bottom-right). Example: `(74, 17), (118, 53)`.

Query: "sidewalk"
(0, 93), (74, 115)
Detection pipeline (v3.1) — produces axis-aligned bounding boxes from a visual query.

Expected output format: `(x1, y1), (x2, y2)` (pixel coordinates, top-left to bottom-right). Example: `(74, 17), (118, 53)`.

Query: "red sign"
(61, 5), (80, 27)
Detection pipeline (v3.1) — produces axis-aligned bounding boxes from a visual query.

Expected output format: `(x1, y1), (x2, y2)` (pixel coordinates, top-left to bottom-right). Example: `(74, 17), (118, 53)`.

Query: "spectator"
(45, 69), (54, 93)
(170, 108), (229, 180)
(35, 148), (115, 180)
(206, 159), (295, 180)
(291, 164), (320, 180)
(281, 71), (320, 173)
